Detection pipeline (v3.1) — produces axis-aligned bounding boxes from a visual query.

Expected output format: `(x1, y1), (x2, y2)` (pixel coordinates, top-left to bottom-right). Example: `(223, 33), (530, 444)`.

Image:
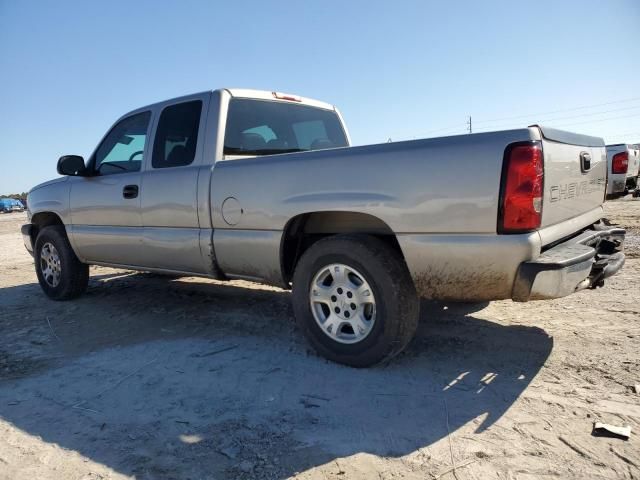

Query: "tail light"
(499, 142), (543, 233)
(611, 151), (628, 174)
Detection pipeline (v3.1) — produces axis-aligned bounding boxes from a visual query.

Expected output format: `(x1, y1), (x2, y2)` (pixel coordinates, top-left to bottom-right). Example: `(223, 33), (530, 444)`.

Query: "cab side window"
(152, 101), (202, 168)
(94, 111), (151, 175)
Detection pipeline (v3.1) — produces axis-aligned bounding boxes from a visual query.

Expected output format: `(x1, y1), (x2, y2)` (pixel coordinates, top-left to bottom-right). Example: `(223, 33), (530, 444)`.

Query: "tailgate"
(536, 126), (606, 228)
(628, 147), (640, 179)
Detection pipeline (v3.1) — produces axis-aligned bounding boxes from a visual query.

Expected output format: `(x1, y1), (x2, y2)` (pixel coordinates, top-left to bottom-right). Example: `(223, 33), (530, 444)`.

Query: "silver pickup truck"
(23, 88), (626, 366)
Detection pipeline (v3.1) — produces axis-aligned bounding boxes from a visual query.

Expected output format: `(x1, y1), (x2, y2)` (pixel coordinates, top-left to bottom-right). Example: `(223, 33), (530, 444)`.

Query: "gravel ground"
(0, 198), (638, 480)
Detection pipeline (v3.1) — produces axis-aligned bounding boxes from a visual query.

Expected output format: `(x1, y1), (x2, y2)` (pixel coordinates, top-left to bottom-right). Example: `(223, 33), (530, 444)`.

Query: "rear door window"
(152, 100), (203, 168)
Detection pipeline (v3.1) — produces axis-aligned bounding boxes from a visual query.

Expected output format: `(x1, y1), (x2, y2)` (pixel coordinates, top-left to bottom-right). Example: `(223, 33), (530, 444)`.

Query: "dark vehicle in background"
(0, 198), (25, 213)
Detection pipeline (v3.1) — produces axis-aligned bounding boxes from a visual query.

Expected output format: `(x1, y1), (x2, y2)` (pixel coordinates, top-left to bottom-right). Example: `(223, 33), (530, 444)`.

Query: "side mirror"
(57, 155), (88, 176)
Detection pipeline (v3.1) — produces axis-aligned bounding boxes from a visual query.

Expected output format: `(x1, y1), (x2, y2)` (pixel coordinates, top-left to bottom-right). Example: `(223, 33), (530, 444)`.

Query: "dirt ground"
(0, 199), (639, 480)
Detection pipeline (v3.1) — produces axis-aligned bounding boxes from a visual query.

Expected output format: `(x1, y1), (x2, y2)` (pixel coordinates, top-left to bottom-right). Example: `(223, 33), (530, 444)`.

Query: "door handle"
(123, 184), (139, 199)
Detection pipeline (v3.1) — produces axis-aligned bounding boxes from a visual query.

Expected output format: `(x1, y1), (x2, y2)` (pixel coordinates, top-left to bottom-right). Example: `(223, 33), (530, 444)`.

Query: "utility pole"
(467, 115), (472, 134)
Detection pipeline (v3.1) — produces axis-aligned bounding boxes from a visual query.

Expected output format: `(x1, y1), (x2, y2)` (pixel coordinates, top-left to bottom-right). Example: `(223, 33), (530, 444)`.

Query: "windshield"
(224, 98), (348, 156)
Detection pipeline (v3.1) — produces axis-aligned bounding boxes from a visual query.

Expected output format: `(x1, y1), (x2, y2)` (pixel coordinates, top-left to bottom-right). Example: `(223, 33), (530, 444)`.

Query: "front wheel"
(292, 235), (419, 367)
(34, 226), (89, 300)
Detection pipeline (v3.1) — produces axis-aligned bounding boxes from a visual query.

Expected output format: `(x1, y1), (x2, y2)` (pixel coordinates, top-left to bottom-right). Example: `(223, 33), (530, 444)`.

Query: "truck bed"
(210, 126), (609, 300)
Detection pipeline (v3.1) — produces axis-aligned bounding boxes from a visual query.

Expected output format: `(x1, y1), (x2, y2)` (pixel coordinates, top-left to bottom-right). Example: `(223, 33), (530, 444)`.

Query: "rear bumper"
(21, 224), (34, 256)
(607, 173), (627, 196)
(512, 223), (625, 301)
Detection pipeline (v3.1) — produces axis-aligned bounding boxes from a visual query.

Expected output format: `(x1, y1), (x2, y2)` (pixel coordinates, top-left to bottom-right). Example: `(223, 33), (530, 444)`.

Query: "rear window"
(224, 99), (348, 156)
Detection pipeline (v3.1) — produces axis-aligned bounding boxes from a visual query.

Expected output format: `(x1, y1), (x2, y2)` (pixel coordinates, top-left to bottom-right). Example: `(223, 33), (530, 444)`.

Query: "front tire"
(34, 225), (89, 300)
(292, 235), (419, 367)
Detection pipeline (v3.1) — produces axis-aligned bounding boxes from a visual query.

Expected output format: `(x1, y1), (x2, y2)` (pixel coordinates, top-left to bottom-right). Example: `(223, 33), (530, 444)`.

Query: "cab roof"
(223, 88), (337, 111)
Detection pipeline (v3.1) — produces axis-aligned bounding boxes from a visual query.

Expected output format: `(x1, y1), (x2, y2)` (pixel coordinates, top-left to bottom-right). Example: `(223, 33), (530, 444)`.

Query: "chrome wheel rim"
(40, 242), (61, 288)
(309, 263), (376, 344)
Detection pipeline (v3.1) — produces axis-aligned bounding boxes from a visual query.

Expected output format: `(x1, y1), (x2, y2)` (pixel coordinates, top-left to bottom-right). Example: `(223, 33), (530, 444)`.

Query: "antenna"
(467, 116), (472, 134)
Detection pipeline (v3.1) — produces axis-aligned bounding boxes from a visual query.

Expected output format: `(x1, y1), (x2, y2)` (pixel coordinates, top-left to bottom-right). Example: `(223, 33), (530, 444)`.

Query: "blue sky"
(1, 0), (639, 194)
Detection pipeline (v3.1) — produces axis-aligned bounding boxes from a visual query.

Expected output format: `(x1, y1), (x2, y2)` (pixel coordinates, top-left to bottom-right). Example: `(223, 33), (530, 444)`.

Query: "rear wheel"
(34, 226), (89, 300)
(292, 234), (419, 367)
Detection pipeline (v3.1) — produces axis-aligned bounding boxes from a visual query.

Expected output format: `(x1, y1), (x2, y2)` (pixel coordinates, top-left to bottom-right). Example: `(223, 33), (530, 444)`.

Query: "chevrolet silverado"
(22, 89), (626, 366)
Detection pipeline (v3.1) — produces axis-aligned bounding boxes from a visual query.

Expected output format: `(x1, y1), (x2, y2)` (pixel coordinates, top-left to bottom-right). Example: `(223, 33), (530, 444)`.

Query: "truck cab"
(25, 89), (350, 272)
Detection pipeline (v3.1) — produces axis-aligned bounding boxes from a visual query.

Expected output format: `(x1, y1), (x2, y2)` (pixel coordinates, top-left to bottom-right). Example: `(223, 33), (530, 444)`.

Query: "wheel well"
(280, 211), (404, 284)
(30, 212), (64, 242)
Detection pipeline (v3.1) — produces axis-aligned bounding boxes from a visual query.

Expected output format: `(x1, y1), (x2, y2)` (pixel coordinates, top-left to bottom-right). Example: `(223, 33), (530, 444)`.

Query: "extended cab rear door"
(137, 92), (212, 274)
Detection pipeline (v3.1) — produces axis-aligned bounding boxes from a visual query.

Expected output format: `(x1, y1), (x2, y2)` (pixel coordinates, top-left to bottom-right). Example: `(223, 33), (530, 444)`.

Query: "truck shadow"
(0, 272), (553, 479)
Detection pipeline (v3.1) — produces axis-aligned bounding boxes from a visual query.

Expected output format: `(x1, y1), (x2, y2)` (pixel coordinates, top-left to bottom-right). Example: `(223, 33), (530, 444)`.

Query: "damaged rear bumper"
(512, 222), (625, 302)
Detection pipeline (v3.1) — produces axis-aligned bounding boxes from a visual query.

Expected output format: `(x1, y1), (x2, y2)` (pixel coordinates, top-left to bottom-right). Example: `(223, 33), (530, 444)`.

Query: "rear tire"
(292, 234), (419, 367)
(34, 225), (89, 300)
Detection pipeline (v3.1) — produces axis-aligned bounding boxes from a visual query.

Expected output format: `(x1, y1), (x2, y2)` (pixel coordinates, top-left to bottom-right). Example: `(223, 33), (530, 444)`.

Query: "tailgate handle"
(580, 152), (591, 173)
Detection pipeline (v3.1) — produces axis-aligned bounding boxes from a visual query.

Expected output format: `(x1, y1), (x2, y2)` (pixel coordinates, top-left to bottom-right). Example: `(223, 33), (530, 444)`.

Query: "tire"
(292, 234), (420, 367)
(34, 225), (89, 300)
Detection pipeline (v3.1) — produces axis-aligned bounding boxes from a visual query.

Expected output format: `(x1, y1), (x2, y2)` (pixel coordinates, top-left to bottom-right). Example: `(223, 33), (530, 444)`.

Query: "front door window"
(93, 111), (151, 175)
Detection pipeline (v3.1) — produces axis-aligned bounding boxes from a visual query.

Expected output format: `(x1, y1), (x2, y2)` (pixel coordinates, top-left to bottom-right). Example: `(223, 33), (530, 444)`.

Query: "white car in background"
(606, 144), (640, 198)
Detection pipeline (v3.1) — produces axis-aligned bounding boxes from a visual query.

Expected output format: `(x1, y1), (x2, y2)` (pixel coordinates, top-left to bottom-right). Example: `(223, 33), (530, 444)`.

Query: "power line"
(544, 112), (640, 128)
(472, 113), (640, 134)
(420, 97), (640, 139)
(608, 132), (640, 137)
(472, 105), (640, 131)
(525, 105), (640, 124)
(422, 123), (469, 135)
(473, 96), (640, 125)
(602, 131), (640, 139)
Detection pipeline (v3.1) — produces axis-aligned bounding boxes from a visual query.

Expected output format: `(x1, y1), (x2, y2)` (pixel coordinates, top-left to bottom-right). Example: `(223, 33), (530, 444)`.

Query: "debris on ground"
(592, 422), (631, 440)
